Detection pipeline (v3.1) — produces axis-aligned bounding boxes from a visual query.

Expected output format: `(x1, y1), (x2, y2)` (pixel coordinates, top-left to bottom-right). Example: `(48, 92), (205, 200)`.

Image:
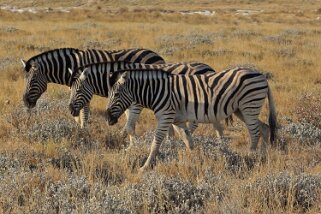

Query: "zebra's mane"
(69, 60), (153, 84)
(73, 60), (134, 71)
(25, 47), (80, 72)
(71, 66), (171, 87)
(24, 47), (150, 73)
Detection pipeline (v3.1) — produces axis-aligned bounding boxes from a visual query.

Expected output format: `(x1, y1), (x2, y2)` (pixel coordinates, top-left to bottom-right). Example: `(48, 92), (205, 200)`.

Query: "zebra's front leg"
(172, 122), (194, 151)
(213, 122), (224, 143)
(166, 125), (175, 141)
(124, 104), (143, 149)
(166, 121), (197, 143)
(187, 121), (198, 135)
(140, 113), (175, 172)
(74, 116), (80, 125)
(79, 103), (90, 129)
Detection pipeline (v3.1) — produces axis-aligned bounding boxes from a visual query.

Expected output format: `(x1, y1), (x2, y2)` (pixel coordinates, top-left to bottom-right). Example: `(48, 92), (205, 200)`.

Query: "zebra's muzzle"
(105, 109), (118, 126)
(23, 95), (37, 108)
(69, 104), (80, 117)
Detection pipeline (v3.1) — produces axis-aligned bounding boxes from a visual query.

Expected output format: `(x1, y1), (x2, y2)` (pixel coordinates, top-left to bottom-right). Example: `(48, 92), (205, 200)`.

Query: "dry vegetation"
(0, 0), (321, 213)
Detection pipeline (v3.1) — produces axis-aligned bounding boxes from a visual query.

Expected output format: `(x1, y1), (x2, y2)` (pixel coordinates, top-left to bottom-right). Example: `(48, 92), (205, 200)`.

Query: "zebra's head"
(68, 67), (94, 117)
(106, 72), (133, 126)
(21, 60), (48, 108)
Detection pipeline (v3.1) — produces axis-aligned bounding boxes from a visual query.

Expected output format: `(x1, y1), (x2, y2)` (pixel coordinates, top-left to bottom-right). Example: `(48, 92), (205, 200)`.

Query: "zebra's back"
(172, 67), (268, 123)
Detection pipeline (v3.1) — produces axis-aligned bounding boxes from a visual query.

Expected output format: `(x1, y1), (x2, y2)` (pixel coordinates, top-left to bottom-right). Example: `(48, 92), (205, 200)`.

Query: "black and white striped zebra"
(21, 48), (165, 128)
(105, 67), (277, 171)
(68, 61), (216, 146)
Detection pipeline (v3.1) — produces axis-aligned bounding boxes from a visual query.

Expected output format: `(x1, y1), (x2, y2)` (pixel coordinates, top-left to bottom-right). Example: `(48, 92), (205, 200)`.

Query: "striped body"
(106, 67), (277, 171)
(68, 61), (216, 145)
(22, 48), (165, 128)
(69, 61), (215, 98)
(171, 69), (268, 123)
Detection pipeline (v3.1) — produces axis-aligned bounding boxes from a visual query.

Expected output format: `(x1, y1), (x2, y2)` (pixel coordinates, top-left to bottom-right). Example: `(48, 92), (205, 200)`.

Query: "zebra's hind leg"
(139, 113), (175, 172)
(259, 121), (269, 159)
(123, 104), (143, 149)
(238, 111), (266, 161)
(235, 107), (267, 156)
(172, 122), (194, 151)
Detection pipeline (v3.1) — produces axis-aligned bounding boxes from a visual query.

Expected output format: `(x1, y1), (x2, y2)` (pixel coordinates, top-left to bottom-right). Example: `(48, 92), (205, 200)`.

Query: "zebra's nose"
(69, 103), (74, 112)
(23, 95), (29, 104)
(105, 109), (111, 120)
(105, 109), (118, 125)
(23, 94), (36, 108)
(69, 103), (79, 116)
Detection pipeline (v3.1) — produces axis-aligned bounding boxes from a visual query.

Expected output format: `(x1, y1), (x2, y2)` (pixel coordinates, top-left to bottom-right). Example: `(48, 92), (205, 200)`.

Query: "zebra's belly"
(174, 107), (216, 124)
(174, 102), (234, 124)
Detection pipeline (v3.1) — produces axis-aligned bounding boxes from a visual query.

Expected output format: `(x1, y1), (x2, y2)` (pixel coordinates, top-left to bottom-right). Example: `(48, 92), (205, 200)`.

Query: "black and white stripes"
(68, 61), (216, 147)
(106, 67), (277, 171)
(21, 48), (165, 128)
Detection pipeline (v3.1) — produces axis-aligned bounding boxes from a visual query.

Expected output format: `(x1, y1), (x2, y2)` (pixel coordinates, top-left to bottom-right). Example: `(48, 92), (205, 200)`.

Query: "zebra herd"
(21, 47), (277, 172)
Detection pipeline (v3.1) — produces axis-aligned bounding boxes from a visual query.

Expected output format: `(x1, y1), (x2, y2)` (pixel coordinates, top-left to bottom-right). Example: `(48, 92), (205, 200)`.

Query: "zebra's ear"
(118, 71), (128, 84)
(80, 68), (89, 81)
(20, 59), (26, 68)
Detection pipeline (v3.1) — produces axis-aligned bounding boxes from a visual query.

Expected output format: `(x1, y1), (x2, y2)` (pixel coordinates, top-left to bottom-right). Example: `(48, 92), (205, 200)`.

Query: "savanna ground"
(0, 0), (321, 213)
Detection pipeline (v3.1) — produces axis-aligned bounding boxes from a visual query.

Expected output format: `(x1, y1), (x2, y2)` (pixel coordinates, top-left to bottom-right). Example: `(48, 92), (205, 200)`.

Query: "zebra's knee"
(187, 122), (198, 134)
(167, 125), (175, 137)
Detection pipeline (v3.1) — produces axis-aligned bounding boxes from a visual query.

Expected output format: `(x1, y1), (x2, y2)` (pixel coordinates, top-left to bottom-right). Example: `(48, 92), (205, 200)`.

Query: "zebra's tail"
(267, 85), (277, 145)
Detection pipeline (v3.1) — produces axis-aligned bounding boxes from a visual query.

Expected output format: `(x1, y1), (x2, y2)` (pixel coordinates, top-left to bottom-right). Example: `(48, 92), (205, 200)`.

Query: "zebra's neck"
(28, 48), (82, 86)
(127, 71), (171, 112)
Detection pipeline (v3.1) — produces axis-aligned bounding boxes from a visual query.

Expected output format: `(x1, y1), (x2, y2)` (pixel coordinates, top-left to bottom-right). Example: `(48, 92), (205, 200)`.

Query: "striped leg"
(140, 112), (175, 172)
(246, 119), (261, 151)
(123, 104), (144, 149)
(167, 125), (175, 139)
(172, 122), (194, 151)
(234, 110), (258, 150)
(167, 121), (197, 142)
(235, 109), (266, 157)
(213, 122), (224, 142)
(259, 121), (269, 157)
(74, 116), (80, 126)
(79, 103), (90, 129)
(187, 121), (198, 135)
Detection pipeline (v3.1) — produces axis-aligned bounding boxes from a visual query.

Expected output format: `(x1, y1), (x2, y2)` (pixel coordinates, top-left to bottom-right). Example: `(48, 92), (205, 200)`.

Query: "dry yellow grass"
(0, 0), (320, 213)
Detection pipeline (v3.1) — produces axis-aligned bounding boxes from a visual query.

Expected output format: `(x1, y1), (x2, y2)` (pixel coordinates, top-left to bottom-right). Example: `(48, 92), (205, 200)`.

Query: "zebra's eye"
(114, 92), (119, 97)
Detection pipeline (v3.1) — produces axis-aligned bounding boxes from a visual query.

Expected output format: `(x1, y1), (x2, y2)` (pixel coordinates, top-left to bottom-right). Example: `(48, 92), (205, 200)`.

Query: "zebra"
(105, 67), (277, 172)
(21, 47), (165, 129)
(67, 61), (216, 147)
